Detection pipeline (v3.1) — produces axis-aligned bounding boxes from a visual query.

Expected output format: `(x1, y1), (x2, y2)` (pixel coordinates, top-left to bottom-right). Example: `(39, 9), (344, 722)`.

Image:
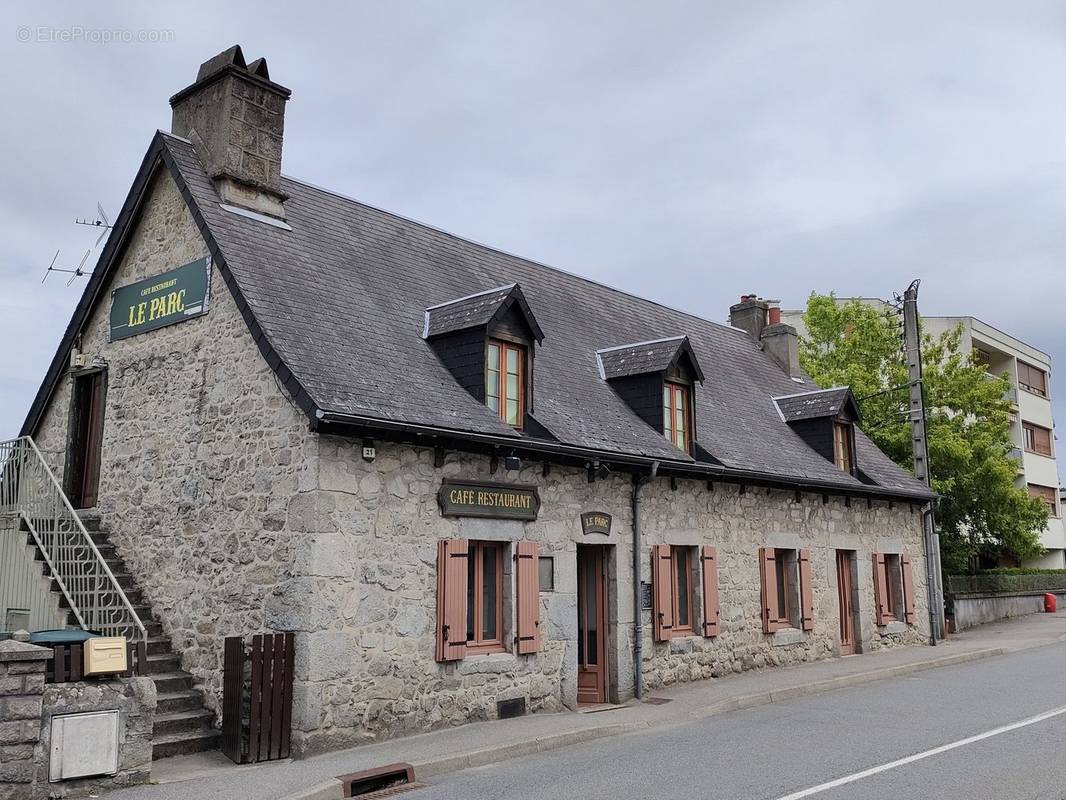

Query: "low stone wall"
(948, 591), (1065, 631)
(36, 678), (156, 798)
(0, 640), (48, 799)
(0, 638), (155, 800)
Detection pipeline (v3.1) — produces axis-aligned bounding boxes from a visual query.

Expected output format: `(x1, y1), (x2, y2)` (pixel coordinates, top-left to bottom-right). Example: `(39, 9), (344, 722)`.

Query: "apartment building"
(783, 304), (1063, 568)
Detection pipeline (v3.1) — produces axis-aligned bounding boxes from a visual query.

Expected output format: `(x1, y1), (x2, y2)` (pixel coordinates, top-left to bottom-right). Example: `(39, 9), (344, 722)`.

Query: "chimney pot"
(170, 45), (291, 219)
(768, 306), (781, 325)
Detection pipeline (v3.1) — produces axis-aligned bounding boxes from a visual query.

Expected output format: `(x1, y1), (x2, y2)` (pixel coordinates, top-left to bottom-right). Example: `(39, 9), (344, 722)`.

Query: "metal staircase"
(0, 436), (219, 758)
(0, 437), (145, 641)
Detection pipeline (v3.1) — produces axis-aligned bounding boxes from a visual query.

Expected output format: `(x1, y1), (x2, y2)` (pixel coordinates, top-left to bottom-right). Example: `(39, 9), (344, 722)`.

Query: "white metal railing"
(0, 437), (145, 642)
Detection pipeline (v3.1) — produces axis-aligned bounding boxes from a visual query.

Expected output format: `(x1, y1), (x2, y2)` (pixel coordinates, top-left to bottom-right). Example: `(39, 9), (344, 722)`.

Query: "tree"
(799, 294), (1047, 573)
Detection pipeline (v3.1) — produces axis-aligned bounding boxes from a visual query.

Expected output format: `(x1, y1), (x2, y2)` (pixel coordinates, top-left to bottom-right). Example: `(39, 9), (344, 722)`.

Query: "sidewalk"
(110, 612), (1066, 800)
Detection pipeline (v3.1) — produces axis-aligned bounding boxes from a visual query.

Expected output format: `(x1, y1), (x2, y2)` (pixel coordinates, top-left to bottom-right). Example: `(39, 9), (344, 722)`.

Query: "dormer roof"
(774, 387), (861, 423)
(596, 336), (705, 383)
(423, 283), (544, 342)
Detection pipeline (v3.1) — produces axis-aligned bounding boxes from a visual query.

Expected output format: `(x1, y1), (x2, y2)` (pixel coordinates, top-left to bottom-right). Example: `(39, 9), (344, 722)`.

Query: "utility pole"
(902, 279), (944, 642)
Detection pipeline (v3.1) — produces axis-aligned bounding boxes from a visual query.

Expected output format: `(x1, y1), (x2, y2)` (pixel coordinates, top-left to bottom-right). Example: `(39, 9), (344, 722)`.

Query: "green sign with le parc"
(438, 480), (540, 520)
(108, 257), (211, 342)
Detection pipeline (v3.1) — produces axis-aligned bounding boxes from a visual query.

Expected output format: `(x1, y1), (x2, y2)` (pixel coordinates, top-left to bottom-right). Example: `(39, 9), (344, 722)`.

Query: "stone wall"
(277, 437), (636, 755)
(638, 481), (927, 689)
(0, 640), (48, 799)
(35, 678), (155, 798)
(282, 437), (927, 755)
(31, 169), (318, 717)
(949, 590), (1062, 631)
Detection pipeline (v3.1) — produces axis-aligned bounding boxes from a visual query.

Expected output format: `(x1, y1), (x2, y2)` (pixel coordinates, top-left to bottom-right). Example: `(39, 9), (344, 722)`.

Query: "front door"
(576, 545), (607, 704)
(66, 370), (106, 509)
(836, 550), (857, 655)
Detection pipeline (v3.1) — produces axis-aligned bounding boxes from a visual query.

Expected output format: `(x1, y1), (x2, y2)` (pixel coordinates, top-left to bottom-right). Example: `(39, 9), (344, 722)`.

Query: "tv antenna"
(41, 249), (92, 286)
(74, 202), (113, 247)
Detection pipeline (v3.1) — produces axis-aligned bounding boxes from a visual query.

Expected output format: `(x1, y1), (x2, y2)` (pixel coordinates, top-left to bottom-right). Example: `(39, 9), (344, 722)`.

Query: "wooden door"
(66, 370), (106, 509)
(576, 545), (607, 704)
(836, 550), (856, 655)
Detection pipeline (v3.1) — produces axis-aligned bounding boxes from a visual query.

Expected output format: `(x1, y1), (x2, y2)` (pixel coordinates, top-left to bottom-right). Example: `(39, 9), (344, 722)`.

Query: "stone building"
(16, 46), (935, 757)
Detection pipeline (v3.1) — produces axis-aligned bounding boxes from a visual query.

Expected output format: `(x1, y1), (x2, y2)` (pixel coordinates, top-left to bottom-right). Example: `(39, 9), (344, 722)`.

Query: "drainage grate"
(642, 697), (672, 705)
(350, 783), (425, 799)
(338, 763), (418, 798)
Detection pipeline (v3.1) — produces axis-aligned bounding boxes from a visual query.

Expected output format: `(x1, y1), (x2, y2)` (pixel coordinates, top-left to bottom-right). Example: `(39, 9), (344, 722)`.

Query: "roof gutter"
(315, 410), (936, 503)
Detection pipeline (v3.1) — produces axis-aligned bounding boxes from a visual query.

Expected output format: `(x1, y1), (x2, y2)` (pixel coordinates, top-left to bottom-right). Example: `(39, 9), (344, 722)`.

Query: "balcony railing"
(0, 436), (145, 641)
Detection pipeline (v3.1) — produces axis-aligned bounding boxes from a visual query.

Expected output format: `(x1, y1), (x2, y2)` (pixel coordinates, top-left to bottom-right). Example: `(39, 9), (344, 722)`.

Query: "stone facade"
(33, 170), (318, 718)
(28, 163), (929, 758)
(279, 437), (927, 754)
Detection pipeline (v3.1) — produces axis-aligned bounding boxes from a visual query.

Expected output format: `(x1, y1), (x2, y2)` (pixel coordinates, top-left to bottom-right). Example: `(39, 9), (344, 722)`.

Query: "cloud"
(1, 0), (1062, 488)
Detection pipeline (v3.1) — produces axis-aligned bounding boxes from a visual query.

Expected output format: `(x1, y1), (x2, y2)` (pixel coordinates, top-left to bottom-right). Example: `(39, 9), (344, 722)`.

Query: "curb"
(280, 646), (1008, 800)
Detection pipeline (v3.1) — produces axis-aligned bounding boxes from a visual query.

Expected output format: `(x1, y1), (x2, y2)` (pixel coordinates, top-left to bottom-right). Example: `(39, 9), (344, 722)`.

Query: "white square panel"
(49, 710), (120, 782)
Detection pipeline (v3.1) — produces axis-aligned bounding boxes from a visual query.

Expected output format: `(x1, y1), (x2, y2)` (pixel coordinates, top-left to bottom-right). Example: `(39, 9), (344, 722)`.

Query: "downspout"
(632, 461), (659, 701)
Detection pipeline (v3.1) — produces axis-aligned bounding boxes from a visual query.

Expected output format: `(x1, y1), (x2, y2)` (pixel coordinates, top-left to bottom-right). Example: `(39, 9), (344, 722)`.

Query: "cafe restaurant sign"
(438, 480), (540, 521)
(109, 257), (211, 342)
(580, 511), (612, 536)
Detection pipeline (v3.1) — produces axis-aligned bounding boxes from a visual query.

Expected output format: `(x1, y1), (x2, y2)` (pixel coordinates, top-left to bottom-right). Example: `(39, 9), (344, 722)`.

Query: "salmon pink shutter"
(901, 553), (917, 624)
(435, 538), (469, 662)
(515, 541), (540, 654)
(652, 544), (674, 641)
(798, 548), (814, 631)
(700, 546), (720, 637)
(759, 547), (780, 633)
(872, 553), (888, 626)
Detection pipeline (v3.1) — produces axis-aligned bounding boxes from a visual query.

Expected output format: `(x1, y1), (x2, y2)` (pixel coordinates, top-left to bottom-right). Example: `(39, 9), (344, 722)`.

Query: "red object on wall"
(515, 541), (541, 654)
(652, 545), (674, 641)
(768, 306), (782, 325)
(435, 539), (469, 662)
(1044, 593), (1057, 613)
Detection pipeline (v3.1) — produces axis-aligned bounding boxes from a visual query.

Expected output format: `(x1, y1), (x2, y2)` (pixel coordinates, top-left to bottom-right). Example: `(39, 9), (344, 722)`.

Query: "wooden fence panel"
(221, 632), (295, 764)
(221, 636), (244, 764)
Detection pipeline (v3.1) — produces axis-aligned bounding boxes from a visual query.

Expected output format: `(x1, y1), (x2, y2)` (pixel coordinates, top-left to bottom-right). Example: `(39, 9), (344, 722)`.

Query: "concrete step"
(152, 727), (221, 760)
(150, 671), (195, 694)
(77, 514), (103, 531)
(156, 690), (207, 716)
(146, 636), (172, 656)
(144, 652), (181, 675)
(154, 708), (216, 736)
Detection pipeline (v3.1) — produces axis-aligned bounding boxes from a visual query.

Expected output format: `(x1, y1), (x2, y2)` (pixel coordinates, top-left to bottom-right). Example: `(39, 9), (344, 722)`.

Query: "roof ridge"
(424, 283), (516, 311)
(276, 172), (749, 340)
(771, 386), (848, 401)
(595, 335), (687, 355)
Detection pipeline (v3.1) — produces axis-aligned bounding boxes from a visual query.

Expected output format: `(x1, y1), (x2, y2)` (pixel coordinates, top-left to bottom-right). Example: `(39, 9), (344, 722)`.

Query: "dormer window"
(833, 420), (854, 472)
(487, 339), (526, 428)
(423, 283), (544, 431)
(663, 381), (691, 451)
(597, 335), (705, 456)
(774, 387), (862, 474)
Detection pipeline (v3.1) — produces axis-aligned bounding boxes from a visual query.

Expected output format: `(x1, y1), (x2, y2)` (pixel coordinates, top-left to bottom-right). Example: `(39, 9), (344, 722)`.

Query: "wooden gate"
(221, 632), (295, 764)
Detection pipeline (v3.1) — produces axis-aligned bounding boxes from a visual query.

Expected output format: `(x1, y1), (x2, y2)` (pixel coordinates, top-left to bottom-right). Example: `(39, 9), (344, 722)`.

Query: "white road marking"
(774, 704), (1066, 800)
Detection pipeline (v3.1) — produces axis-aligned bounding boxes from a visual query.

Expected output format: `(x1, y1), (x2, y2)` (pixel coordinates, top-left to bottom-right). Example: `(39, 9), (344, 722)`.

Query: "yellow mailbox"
(83, 637), (128, 676)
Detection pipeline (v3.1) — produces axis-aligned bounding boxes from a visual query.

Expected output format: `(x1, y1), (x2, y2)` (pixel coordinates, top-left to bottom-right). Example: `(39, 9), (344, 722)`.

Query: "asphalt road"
(406, 643), (1066, 800)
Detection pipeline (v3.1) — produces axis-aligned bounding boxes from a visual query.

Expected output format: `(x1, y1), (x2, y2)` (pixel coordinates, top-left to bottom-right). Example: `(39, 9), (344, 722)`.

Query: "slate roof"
(22, 132), (933, 500)
(423, 283), (544, 342)
(596, 337), (705, 383)
(774, 388), (859, 423)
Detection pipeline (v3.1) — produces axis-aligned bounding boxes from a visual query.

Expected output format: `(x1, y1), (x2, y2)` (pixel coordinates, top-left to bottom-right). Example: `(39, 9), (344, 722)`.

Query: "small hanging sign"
(580, 511), (612, 536)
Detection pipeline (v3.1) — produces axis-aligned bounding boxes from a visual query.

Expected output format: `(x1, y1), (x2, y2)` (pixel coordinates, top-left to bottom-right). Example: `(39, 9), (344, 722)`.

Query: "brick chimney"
(728, 295), (771, 340)
(170, 45), (291, 219)
(729, 295), (800, 377)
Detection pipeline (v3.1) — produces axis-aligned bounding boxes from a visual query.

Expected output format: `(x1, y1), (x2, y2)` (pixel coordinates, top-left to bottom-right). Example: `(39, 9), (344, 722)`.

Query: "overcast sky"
(2, 1), (1063, 481)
